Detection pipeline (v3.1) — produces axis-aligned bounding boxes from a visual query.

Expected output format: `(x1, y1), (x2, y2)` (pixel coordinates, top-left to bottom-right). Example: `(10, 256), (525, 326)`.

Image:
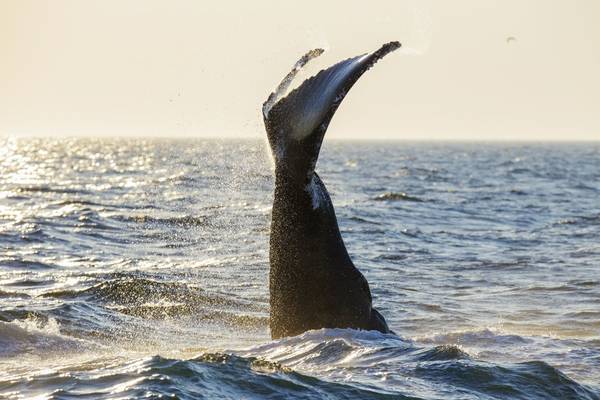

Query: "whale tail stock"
(263, 41), (401, 180)
(264, 42), (400, 338)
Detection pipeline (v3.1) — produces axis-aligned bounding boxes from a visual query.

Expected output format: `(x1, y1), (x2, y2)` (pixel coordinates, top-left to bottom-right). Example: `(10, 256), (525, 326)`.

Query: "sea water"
(0, 138), (598, 399)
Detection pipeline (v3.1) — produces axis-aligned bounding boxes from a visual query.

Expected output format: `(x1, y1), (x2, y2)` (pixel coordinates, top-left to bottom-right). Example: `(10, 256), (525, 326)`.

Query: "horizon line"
(1, 133), (599, 143)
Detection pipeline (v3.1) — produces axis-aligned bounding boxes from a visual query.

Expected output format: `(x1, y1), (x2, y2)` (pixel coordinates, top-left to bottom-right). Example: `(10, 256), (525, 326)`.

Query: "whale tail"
(263, 42), (401, 179)
(265, 42), (400, 338)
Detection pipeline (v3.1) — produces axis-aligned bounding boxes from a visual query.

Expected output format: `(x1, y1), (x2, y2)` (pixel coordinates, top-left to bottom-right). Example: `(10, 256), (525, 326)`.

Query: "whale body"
(263, 42), (400, 339)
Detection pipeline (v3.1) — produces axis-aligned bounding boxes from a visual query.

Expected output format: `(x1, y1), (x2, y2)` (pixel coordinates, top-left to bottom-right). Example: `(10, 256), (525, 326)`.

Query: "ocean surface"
(0, 137), (599, 399)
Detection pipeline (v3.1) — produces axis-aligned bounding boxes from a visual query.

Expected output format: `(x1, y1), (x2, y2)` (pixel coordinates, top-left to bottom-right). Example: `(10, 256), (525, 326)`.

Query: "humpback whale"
(263, 42), (401, 339)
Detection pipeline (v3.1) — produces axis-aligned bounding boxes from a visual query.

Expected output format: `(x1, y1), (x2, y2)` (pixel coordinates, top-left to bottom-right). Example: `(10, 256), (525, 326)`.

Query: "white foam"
(237, 328), (408, 375)
(0, 317), (90, 357)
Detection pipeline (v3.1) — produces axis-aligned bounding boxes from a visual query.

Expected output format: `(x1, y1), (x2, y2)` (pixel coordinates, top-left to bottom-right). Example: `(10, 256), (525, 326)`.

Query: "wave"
(0, 352), (412, 400)
(510, 189), (527, 195)
(0, 317), (94, 358)
(415, 328), (532, 347)
(555, 213), (600, 227)
(0, 289), (30, 299)
(415, 344), (470, 361)
(45, 277), (234, 306)
(0, 258), (58, 270)
(117, 214), (210, 227)
(239, 328), (599, 400)
(49, 199), (105, 207)
(373, 192), (425, 202)
(413, 359), (597, 400)
(240, 328), (600, 399)
(42, 277), (268, 328)
(14, 185), (92, 195)
(0, 323), (598, 399)
(238, 328), (412, 389)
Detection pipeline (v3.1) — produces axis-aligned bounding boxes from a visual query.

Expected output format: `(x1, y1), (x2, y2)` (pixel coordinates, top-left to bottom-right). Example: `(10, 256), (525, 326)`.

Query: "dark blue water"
(0, 138), (599, 399)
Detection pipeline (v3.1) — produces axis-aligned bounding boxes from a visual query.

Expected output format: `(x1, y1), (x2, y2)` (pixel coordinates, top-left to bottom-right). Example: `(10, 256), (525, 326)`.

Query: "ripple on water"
(1, 139), (600, 399)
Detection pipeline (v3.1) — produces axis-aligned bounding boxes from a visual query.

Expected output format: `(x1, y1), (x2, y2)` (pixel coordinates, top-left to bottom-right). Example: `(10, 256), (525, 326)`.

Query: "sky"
(1, 0), (599, 141)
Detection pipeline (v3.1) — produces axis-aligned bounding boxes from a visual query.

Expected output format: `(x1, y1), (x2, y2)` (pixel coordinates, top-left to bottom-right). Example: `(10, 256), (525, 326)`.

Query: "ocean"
(0, 137), (598, 399)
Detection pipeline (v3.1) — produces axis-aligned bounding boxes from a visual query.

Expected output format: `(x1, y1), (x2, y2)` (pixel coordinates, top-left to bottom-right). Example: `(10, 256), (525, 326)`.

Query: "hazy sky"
(1, 0), (599, 140)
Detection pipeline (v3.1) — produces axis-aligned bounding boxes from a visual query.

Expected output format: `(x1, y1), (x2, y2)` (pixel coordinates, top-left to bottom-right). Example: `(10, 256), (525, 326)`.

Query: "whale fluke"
(264, 41), (400, 173)
(264, 42), (400, 339)
(263, 48), (325, 119)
